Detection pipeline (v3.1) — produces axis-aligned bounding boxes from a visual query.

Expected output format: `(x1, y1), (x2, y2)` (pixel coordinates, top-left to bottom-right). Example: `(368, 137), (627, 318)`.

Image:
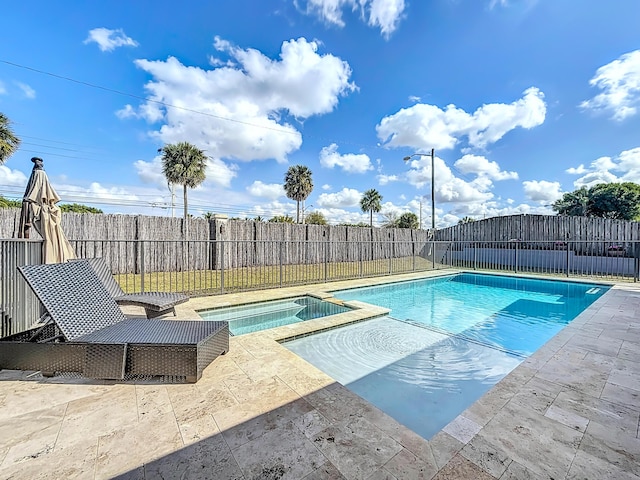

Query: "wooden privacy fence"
(436, 214), (640, 243)
(0, 209), (431, 274)
(3, 209), (640, 275)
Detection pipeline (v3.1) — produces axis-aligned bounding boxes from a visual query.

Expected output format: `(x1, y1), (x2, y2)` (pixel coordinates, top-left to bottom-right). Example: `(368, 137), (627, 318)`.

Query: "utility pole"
(403, 149), (436, 231)
(168, 183), (176, 217)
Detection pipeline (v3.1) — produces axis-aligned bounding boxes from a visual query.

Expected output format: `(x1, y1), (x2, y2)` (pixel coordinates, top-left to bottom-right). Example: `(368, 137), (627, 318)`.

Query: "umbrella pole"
(18, 202), (31, 239)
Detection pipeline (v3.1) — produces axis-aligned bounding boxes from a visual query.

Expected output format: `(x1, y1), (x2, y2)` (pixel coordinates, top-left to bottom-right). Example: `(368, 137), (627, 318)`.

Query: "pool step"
(394, 317), (528, 359)
(201, 301), (305, 325)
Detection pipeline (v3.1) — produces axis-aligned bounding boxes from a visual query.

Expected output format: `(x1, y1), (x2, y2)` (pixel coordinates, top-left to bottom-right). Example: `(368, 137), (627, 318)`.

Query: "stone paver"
(1, 272), (640, 479)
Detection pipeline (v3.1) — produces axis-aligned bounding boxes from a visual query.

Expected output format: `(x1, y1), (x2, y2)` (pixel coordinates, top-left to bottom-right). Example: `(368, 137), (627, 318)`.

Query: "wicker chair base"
(0, 322), (229, 382)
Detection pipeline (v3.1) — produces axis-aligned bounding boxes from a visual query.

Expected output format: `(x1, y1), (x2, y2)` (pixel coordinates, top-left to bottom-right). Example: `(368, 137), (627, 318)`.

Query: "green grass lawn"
(114, 256), (437, 295)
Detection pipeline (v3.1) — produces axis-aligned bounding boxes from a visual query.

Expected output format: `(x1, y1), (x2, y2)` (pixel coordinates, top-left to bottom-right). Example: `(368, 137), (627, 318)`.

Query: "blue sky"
(1, 0), (639, 227)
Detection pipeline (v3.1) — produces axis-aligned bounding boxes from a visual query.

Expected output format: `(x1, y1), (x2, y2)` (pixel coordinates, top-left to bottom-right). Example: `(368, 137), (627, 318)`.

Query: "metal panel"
(0, 240), (43, 337)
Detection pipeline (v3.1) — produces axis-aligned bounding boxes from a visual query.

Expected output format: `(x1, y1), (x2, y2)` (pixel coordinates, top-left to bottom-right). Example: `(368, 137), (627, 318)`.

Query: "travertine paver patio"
(1, 271), (639, 479)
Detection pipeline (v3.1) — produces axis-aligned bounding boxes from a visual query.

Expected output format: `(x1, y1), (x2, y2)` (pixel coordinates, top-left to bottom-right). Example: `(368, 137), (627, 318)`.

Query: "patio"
(1, 271), (639, 479)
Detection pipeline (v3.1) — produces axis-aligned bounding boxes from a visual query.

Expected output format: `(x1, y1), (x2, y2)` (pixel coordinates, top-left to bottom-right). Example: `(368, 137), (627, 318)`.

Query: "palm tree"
(360, 189), (383, 227)
(159, 142), (207, 220)
(284, 165), (313, 223)
(0, 113), (21, 164)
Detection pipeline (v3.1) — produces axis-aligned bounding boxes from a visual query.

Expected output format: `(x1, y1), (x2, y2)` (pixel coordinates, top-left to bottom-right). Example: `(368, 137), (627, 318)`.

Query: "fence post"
(388, 241), (392, 275)
(140, 241), (145, 293)
(279, 241), (283, 288)
(359, 242), (363, 278)
(514, 241), (518, 273)
(634, 241), (639, 283)
(324, 241), (328, 283)
(220, 241), (225, 294)
(431, 238), (435, 270)
(566, 243), (570, 278)
(412, 239), (416, 272)
(473, 243), (477, 271)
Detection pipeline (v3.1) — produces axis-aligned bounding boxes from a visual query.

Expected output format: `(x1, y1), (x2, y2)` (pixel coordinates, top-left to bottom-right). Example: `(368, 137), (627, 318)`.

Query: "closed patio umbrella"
(18, 157), (75, 263)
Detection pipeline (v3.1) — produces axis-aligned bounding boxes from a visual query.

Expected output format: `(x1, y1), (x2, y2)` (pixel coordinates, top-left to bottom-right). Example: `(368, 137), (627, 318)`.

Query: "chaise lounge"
(75, 257), (189, 319)
(0, 260), (228, 382)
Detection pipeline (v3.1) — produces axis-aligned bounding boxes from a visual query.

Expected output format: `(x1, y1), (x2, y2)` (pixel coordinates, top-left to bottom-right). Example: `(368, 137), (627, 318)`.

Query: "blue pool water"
(199, 296), (351, 336)
(284, 273), (608, 440)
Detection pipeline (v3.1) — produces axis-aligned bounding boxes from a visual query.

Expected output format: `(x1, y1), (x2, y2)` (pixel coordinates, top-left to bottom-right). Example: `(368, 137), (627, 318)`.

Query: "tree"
(0, 195), (21, 208)
(396, 212), (419, 229)
(283, 165), (313, 223)
(458, 216), (475, 224)
(381, 212), (398, 228)
(360, 189), (382, 227)
(269, 215), (294, 223)
(0, 113), (21, 164)
(59, 203), (103, 213)
(305, 211), (327, 225)
(159, 142), (207, 220)
(588, 183), (640, 220)
(552, 186), (590, 216)
(552, 183), (640, 220)
(337, 222), (369, 227)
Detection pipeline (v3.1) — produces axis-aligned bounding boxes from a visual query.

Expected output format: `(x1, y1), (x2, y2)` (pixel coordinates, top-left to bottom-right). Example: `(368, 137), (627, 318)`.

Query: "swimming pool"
(198, 296), (352, 336)
(283, 273), (608, 440)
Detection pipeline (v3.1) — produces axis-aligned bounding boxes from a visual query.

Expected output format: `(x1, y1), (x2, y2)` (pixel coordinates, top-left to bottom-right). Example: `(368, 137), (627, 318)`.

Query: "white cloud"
(566, 148), (640, 187)
(580, 50), (640, 121)
(116, 104), (136, 119)
(0, 165), (28, 186)
(402, 153), (518, 206)
(134, 157), (166, 186)
(204, 157), (239, 188)
(252, 200), (291, 219)
(368, 0), (406, 38)
(296, 0), (405, 38)
(317, 187), (362, 207)
(377, 174), (399, 185)
(566, 165), (586, 175)
(522, 180), (562, 203)
(15, 82), (35, 99)
(87, 182), (140, 200)
(319, 143), (373, 173)
(617, 147), (640, 178)
(404, 155), (494, 204)
(574, 170), (618, 188)
(247, 181), (284, 200)
(57, 182), (141, 208)
(134, 155), (238, 189)
(84, 28), (139, 52)
(322, 184), (332, 190)
(125, 37), (355, 163)
(454, 154), (518, 181)
(0, 81), (6, 95)
(376, 87), (546, 151)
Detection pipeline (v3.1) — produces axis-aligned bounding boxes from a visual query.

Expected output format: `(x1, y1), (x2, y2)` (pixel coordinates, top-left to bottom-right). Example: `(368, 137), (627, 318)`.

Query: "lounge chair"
(0, 261), (228, 382)
(75, 257), (189, 318)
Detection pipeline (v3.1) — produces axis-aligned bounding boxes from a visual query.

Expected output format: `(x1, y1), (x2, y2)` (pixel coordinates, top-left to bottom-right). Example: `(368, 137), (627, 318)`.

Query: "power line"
(1, 59), (300, 137)
(1, 59), (385, 150)
(0, 184), (295, 218)
(21, 142), (88, 153)
(18, 134), (107, 151)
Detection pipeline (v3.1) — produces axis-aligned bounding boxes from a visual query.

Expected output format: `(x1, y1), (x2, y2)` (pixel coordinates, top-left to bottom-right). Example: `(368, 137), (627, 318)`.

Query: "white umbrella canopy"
(18, 157), (75, 264)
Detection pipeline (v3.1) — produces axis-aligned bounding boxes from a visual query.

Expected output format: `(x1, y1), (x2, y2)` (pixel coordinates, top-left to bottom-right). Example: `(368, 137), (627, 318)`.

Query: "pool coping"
(1, 269), (638, 479)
